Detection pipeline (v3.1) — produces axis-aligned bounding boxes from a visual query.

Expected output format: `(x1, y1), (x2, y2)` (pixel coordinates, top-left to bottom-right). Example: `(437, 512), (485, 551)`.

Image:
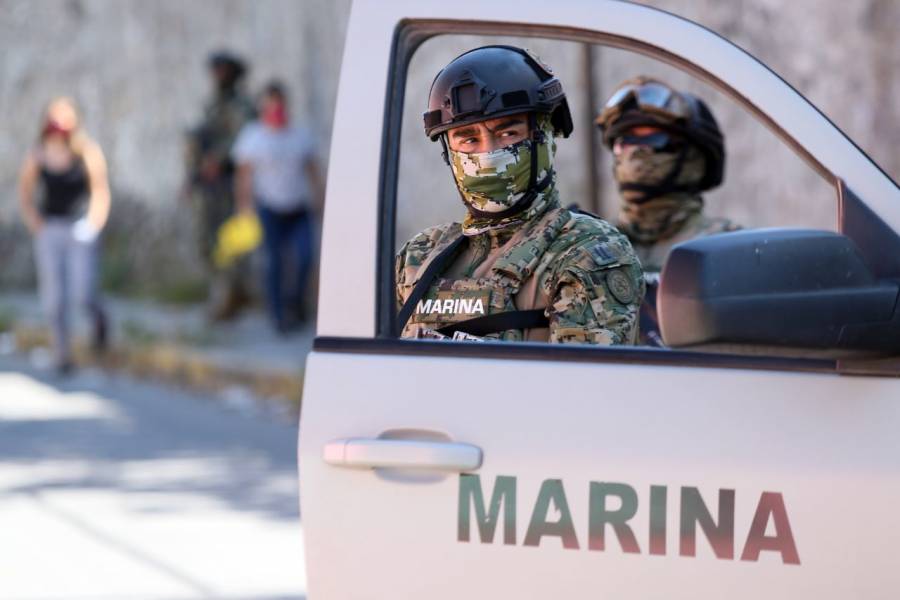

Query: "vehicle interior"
(383, 22), (900, 373)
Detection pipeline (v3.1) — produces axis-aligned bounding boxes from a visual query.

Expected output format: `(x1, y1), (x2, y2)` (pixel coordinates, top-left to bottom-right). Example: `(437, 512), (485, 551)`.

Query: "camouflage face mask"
(614, 144), (707, 244)
(613, 143), (706, 203)
(448, 139), (536, 215)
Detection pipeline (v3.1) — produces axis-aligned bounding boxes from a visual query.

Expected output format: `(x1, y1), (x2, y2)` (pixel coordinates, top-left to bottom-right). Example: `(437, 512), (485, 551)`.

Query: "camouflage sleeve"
(395, 224), (453, 311)
(548, 262), (643, 345)
(212, 99), (257, 164)
(395, 239), (412, 312)
(547, 220), (645, 346)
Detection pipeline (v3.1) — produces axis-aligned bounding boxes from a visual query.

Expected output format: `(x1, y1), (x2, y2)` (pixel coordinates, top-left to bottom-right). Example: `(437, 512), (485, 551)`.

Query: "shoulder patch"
(548, 211), (638, 281)
(589, 242), (616, 265)
(605, 268), (637, 304)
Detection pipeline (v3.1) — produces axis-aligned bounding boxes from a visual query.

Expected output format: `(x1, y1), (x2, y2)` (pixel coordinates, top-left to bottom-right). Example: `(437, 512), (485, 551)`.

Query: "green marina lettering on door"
(458, 475), (800, 565)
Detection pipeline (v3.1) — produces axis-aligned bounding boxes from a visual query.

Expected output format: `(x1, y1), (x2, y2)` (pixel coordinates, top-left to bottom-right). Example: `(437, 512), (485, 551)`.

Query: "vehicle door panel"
(299, 349), (900, 599)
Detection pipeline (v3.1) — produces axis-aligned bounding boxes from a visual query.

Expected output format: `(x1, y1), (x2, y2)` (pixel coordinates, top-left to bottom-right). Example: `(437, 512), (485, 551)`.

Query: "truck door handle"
(322, 438), (482, 472)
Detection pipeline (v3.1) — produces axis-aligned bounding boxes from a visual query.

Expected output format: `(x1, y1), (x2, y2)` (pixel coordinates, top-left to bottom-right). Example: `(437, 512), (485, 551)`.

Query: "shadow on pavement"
(0, 356), (301, 523)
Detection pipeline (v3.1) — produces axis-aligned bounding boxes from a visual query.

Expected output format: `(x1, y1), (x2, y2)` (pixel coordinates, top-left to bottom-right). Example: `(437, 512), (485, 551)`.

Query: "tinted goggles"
(602, 82), (691, 121)
(613, 131), (684, 153)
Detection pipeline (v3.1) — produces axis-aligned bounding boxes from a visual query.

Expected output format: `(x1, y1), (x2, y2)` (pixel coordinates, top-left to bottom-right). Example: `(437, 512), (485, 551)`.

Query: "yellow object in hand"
(214, 212), (263, 268)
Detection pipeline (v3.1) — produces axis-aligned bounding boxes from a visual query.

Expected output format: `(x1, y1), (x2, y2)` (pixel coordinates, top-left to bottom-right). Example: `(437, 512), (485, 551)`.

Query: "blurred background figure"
(596, 77), (739, 345)
(184, 50), (257, 321)
(17, 96), (111, 374)
(233, 81), (324, 334)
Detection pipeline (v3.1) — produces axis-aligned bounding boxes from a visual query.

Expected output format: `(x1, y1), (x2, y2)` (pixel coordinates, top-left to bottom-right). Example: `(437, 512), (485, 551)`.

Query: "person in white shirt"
(232, 81), (324, 332)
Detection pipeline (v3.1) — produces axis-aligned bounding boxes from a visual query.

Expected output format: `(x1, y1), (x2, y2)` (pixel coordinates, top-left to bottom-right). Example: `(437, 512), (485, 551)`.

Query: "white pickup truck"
(299, 1), (900, 598)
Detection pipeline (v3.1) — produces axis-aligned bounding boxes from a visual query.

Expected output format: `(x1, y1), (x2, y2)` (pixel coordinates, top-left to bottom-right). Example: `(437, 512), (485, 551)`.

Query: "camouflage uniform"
(396, 188), (644, 344)
(595, 76), (736, 345)
(404, 46), (643, 344)
(630, 212), (738, 273)
(185, 89), (257, 266)
(613, 143), (738, 345)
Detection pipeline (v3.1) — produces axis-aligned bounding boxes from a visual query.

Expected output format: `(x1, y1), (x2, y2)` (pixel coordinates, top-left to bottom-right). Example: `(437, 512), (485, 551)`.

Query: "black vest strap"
(639, 278), (665, 347)
(396, 219), (553, 339)
(395, 234), (467, 336)
(436, 308), (549, 338)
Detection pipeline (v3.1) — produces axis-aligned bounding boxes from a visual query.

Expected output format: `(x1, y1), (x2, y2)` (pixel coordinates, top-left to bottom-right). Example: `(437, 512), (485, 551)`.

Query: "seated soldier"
(396, 46), (644, 344)
(596, 77), (740, 345)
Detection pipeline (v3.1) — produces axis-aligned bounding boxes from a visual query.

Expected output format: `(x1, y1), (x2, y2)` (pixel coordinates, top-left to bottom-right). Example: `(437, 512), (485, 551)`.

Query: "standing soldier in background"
(596, 77), (739, 345)
(184, 50), (256, 321)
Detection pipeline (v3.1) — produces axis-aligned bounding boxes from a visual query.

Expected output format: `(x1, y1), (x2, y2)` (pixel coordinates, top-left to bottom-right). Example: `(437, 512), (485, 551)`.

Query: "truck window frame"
(356, 17), (869, 376)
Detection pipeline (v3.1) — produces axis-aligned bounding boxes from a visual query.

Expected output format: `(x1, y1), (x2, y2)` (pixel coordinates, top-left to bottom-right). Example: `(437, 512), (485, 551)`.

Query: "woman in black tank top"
(39, 156), (90, 218)
(17, 97), (111, 374)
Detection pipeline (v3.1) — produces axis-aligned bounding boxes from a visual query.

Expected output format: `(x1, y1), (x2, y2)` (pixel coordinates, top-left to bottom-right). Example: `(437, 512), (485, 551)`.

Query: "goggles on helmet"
(598, 81), (692, 128)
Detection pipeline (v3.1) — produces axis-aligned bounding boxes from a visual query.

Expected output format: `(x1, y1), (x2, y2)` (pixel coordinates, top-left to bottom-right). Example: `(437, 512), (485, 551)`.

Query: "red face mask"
(262, 102), (288, 129)
(41, 119), (72, 141)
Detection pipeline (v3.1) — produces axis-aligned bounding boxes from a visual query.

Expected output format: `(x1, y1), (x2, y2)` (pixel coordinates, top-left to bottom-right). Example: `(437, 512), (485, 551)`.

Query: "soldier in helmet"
(395, 46), (643, 344)
(596, 77), (739, 345)
(184, 50), (257, 320)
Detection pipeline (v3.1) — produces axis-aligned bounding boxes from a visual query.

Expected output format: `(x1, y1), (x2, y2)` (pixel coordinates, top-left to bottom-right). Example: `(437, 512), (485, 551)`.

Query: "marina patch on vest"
(412, 289), (493, 326)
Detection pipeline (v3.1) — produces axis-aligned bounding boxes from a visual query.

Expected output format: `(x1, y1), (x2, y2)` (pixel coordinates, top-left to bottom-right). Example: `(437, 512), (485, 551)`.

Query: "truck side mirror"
(657, 229), (900, 351)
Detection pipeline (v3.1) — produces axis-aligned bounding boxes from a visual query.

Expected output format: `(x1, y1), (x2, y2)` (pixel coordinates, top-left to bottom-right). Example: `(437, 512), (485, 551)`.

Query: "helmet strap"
(439, 134), (450, 165)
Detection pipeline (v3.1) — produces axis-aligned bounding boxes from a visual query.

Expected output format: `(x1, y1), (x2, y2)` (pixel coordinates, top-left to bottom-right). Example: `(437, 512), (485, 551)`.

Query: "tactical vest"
(398, 207), (572, 341)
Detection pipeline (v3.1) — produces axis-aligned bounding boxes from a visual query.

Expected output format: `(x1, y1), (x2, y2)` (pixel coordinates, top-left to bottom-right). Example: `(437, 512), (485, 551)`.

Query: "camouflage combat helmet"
(596, 77), (725, 191)
(423, 45), (574, 142)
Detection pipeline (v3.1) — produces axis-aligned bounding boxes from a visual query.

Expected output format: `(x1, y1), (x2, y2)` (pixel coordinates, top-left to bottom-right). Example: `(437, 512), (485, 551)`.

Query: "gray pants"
(34, 218), (104, 364)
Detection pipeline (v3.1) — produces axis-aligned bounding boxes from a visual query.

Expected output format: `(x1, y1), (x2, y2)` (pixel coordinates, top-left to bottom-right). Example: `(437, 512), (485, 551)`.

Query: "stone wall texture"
(1, 1), (897, 290)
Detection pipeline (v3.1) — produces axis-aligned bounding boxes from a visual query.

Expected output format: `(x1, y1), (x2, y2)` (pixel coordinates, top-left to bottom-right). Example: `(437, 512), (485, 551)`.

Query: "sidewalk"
(0, 292), (312, 415)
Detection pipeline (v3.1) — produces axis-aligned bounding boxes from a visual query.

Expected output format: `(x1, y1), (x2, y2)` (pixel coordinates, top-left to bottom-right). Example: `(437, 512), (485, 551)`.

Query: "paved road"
(0, 356), (306, 600)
